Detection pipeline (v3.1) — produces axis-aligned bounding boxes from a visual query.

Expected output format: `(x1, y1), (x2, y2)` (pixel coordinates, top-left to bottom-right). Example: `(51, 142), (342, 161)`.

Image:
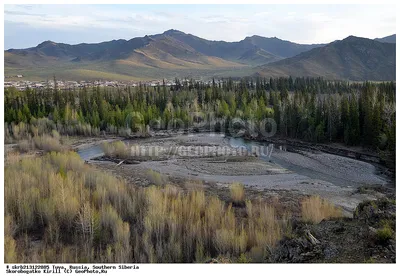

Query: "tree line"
(4, 77), (395, 157)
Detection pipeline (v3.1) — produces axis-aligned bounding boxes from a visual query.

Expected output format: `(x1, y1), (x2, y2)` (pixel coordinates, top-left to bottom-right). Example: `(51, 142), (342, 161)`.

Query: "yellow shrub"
(146, 169), (166, 186)
(301, 196), (343, 223)
(4, 151), (290, 263)
(5, 236), (17, 263)
(101, 141), (130, 158)
(230, 182), (245, 204)
(33, 135), (65, 152)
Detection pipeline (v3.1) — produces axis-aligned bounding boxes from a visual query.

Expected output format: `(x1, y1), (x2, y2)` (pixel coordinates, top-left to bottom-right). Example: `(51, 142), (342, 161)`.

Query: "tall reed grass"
(5, 152), (344, 263)
(5, 152), (291, 263)
(301, 196), (343, 223)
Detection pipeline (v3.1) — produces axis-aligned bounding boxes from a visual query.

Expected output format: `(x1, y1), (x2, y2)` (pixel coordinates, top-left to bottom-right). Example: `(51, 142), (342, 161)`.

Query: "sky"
(4, 4), (396, 49)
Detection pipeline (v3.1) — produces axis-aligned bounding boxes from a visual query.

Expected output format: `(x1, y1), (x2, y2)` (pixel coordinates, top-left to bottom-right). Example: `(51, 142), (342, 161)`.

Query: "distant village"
(4, 75), (226, 91)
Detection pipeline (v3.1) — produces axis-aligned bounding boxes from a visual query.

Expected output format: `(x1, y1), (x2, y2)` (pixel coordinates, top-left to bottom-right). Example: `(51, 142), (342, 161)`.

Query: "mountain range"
(256, 36), (396, 81)
(4, 30), (396, 81)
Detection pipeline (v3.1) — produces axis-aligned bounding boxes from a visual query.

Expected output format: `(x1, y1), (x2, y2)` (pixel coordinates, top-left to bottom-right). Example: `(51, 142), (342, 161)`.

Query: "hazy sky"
(4, 4), (396, 49)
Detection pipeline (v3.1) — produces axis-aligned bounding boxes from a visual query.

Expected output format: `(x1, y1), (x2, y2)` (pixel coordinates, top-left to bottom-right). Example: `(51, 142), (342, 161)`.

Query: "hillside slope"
(5, 31), (396, 81)
(375, 34), (396, 44)
(5, 29), (325, 76)
(255, 36), (396, 81)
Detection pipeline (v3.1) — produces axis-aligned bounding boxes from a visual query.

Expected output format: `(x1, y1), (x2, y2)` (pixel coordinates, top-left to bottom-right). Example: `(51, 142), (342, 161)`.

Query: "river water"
(77, 144), (104, 161)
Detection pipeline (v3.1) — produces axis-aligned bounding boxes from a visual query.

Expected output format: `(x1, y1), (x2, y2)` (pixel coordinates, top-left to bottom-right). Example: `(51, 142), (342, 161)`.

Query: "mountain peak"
(340, 35), (379, 44)
(163, 29), (185, 35)
(246, 35), (279, 40)
(343, 35), (359, 40)
(36, 40), (57, 48)
(342, 35), (384, 42)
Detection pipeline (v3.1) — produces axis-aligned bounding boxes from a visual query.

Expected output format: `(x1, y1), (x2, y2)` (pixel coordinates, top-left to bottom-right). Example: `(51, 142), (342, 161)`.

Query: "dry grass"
(5, 151), (350, 263)
(301, 196), (344, 223)
(146, 169), (166, 186)
(101, 141), (130, 158)
(4, 152), (290, 263)
(4, 215), (17, 262)
(5, 152), (133, 263)
(230, 182), (245, 205)
(184, 179), (205, 191)
(5, 151), (24, 165)
(14, 131), (65, 153)
(33, 135), (65, 152)
(17, 139), (34, 152)
(5, 153), (350, 264)
(5, 119), (100, 145)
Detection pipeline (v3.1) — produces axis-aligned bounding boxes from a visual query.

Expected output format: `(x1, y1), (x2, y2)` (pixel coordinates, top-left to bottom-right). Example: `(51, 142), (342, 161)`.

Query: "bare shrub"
(5, 151), (290, 263)
(18, 139), (34, 152)
(118, 127), (132, 137)
(301, 196), (343, 223)
(4, 236), (17, 263)
(51, 130), (60, 140)
(101, 141), (130, 158)
(146, 169), (166, 186)
(4, 123), (13, 144)
(214, 228), (235, 253)
(5, 151), (23, 166)
(101, 205), (121, 240)
(11, 122), (28, 140)
(5, 215), (17, 237)
(230, 182), (245, 205)
(33, 135), (65, 152)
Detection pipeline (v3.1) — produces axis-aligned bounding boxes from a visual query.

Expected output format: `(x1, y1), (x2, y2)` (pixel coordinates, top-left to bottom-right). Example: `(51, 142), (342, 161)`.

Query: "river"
(77, 134), (386, 188)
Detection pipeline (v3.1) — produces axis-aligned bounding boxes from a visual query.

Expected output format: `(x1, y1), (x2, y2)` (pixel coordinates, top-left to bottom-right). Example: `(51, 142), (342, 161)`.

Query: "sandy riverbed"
(80, 133), (389, 214)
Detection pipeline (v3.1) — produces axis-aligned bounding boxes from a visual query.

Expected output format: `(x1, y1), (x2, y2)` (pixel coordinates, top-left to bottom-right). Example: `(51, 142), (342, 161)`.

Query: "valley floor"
(77, 133), (391, 215)
(5, 133), (395, 263)
(78, 133), (396, 263)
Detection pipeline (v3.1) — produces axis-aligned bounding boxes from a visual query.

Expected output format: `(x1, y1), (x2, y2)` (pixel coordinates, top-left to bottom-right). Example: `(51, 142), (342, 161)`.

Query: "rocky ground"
(270, 197), (396, 263)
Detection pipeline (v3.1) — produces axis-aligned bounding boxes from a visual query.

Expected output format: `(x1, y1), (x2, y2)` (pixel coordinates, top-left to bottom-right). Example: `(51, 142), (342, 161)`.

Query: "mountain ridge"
(374, 34), (396, 44)
(255, 35), (396, 81)
(4, 30), (396, 81)
(5, 29), (327, 66)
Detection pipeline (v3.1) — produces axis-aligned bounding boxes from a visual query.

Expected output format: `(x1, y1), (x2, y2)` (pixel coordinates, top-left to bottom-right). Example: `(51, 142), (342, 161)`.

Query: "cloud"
(4, 10), (46, 16)
(14, 4), (36, 10)
(254, 11), (271, 17)
(4, 4), (396, 49)
(5, 5), (176, 33)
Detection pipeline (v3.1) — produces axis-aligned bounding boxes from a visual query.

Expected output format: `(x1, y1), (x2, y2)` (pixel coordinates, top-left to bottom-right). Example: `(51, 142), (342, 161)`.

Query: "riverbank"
(76, 133), (391, 214)
(5, 133), (395, 263)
